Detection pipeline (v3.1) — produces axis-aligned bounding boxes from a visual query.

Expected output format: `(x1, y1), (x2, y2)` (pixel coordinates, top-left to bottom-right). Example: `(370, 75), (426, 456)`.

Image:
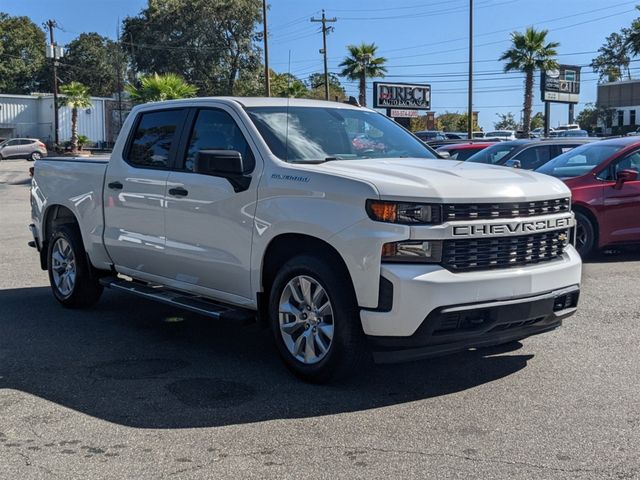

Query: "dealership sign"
(374, 82), (431, 110)
(541, 65), (581, 104)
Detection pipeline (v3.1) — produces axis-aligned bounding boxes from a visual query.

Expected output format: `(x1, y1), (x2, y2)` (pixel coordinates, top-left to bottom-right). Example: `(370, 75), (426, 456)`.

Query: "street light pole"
(262, 0), (271, 97)
(467, 0), (473, 139)
(311, 10), (337, 101)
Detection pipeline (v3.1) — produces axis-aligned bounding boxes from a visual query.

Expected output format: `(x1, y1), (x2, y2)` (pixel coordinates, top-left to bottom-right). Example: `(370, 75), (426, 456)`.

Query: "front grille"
(442, 229), (568, 272)
(443, 198), (570, 221)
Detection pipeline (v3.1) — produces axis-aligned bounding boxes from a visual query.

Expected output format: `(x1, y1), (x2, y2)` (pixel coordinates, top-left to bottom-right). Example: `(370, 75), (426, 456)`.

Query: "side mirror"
(438, 151), (450, 159)
(194, 150), (251, 192)
(614, 168), (638, 189)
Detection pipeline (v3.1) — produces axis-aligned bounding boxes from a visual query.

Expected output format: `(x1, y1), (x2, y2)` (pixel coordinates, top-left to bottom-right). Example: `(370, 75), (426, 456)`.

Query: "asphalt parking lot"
(1, 159), (639, 479)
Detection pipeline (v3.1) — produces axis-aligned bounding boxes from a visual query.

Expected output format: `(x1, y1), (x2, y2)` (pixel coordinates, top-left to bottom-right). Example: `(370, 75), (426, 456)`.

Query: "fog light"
(382, 240), (443, 263)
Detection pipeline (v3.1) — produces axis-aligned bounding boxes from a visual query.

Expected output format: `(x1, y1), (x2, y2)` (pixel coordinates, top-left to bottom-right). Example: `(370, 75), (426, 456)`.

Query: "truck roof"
(131, 96), (366, 111)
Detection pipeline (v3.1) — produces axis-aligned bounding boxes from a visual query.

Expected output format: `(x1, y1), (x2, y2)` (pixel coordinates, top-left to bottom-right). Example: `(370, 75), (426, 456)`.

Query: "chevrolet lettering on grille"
(452, 216), (572, 237)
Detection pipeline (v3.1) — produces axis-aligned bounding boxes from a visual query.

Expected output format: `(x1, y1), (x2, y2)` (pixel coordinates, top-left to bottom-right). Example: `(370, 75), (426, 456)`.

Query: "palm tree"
(59, 82), (91, 153)
(500, 27), (559, 136)
(126, 73), (197, 104)
(339, 43), (387, 107)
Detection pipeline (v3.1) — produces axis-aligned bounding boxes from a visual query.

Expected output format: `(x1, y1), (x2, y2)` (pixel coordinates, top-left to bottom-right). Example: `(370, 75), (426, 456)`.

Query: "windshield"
(536, 143), (624, 178)
(246, 106), (437, 162)
(465, 142), (518, 164)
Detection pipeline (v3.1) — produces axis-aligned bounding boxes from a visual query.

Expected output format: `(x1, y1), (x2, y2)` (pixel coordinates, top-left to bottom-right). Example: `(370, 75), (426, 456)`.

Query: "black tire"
(575, 211), (596, 258)
(268, 255), (370, 383)
(47, 224), (103, 308)
(29, 151), (42, 162)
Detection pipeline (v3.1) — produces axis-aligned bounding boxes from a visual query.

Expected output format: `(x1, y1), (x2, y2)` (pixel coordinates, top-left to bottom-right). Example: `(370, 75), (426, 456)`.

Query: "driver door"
(600, 150), (640, 244)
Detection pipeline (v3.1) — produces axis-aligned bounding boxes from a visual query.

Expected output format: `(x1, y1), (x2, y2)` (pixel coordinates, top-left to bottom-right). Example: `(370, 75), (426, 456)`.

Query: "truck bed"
(32, 156), (112, 270)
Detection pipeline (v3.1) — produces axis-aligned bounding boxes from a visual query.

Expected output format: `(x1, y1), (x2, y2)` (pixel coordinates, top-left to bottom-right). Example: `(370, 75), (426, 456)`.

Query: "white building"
(0, 93), (110, 145)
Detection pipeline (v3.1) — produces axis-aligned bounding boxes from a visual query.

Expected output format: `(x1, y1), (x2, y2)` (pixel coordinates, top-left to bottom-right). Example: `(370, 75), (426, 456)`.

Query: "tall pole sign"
(541, 64), (581, 133)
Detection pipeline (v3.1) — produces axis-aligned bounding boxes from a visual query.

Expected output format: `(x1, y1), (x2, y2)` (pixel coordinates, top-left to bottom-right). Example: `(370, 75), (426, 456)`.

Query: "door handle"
(168, 187), (189, 197)
(108, 181), (123, 190)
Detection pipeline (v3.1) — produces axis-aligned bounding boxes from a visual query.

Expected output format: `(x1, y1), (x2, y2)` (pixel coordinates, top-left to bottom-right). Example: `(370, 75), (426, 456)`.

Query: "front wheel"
(575, 212), (596, 258)
(269, 255), (370, 383)
(47, 224), (103, 308)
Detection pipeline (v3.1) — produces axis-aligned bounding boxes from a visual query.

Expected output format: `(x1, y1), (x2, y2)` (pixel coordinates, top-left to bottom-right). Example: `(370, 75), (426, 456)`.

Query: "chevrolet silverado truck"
(29, 98), (582, 382)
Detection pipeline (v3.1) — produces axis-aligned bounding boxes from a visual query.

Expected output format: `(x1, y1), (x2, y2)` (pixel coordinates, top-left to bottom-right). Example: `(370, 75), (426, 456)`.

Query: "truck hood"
(315, 158), (571, 202)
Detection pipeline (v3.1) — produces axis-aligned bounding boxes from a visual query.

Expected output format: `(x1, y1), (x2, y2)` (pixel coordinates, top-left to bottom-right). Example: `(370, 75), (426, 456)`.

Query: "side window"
(126, 109), (186, 168)
(514, 146), (553, 170)
(184, 109), (254, 173)
(6, 139), (18, 146)
(20, 139), (34, 145)
(613, 151), (640, 177)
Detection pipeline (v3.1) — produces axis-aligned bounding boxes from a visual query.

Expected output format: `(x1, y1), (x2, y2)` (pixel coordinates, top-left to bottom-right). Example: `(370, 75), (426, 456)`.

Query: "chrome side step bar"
(99, 277), (256, 323)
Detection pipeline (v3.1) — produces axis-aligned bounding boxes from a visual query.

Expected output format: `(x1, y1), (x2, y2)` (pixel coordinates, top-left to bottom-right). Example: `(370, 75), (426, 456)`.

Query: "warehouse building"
(0, 93), (129, 147)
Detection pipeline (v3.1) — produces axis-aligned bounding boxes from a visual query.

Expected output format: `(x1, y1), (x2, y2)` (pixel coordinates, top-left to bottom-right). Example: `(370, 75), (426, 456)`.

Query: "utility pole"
(45, 20), (60, 147)
(311, 10), (336, 101)
(467, 0), (473, 139)
(262, 0), (271, 96)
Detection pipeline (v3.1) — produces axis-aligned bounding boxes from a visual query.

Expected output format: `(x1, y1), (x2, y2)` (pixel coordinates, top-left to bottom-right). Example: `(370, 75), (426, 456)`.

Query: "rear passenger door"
(160, 107), (261, 301)
(103, 108), (187, 279)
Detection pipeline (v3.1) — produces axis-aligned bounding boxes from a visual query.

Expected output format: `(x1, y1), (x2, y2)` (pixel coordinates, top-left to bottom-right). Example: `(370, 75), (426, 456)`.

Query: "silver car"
(0, 138), (48, 161)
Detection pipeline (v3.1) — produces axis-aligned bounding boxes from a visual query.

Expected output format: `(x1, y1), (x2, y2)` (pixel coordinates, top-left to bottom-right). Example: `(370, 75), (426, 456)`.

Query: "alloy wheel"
(278, 275), (334, 365)
(51, 238), (77, 297)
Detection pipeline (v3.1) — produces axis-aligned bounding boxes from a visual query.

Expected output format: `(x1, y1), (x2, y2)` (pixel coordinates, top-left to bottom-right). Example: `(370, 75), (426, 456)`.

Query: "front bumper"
(368, 285), (579, 363)
(360, 245), (582, 362)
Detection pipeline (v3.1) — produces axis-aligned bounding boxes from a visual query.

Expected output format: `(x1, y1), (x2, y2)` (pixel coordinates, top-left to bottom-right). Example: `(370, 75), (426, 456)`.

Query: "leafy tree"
(339, 43), (387, 107)
(307, 73), (346, 101)
(436, 111), (479, 132)
(590, 31), (631, 83)
(494, 112), (518, 130)
(122, 0), (262, 96)
(500, 27), (559, 136)
(60, 82), (92, 152)
(0, 13), (46, 94)
(125, 73), (197, 103)
(576, 103), (614, 133)
(530, 112), (545, 130)
(60, 33), (124, 97)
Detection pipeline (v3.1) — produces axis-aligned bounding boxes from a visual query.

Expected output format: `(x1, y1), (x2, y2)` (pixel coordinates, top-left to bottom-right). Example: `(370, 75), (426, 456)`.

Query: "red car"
(435, 142), (493, 160)
(536, 137), (640, 256)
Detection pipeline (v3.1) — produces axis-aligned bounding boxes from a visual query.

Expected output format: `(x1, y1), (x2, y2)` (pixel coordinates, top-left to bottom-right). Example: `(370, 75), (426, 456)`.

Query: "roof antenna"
(285, 49), (291, 162)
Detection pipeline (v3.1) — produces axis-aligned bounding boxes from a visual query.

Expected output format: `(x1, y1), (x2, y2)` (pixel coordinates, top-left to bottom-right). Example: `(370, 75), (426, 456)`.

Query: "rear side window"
(184, 109), (254, 173)
(126, 109), (186, 168)
(512, 145), (552, 170)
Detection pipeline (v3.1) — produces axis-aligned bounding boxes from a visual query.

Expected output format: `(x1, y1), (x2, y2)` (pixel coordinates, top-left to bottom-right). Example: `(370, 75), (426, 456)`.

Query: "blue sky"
(4, 0), (639, 129)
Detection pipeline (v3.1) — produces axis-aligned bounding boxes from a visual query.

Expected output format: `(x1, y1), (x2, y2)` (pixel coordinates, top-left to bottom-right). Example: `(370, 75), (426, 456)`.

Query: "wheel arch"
(259, 233), (357, 319)
(40, 204), (80, 269)
(572, 203), (600, 248)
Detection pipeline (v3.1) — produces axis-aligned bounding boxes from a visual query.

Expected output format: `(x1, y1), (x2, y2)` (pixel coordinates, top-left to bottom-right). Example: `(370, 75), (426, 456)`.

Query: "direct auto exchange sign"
(373, 82), (431, 110)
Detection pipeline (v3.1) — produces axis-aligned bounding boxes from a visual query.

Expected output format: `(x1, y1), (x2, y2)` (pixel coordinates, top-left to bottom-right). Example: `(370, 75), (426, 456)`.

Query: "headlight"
(382, 240), (443, 263)
(366, 200), (442, 225)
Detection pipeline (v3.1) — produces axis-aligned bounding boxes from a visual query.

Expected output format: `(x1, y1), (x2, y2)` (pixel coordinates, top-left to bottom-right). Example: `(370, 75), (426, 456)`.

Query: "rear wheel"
(269, 255), (369, 383)
(47, 225), (103, 308)
(575, 211), (596, 258)
(29, 151), (42, 161)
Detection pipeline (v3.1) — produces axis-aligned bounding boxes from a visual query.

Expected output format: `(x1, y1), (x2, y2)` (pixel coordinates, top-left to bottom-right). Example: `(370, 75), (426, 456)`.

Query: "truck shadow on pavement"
(0, 287), (533, 429)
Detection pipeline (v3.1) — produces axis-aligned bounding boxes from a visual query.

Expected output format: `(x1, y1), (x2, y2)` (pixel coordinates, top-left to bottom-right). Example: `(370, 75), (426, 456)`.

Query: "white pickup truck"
(29, 97), (581, 382)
